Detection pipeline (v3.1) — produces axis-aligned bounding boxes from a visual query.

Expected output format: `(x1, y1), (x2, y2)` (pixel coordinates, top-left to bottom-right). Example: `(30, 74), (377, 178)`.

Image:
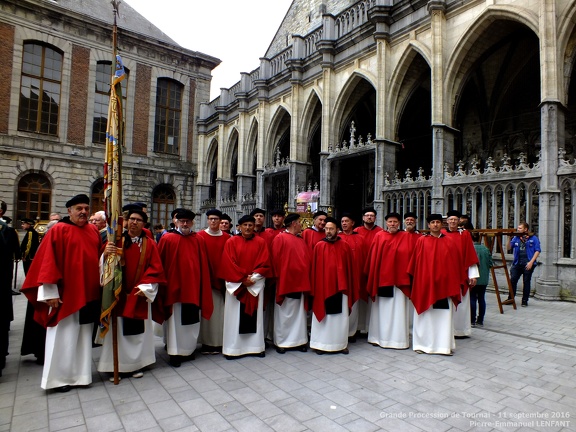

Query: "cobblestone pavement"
(2, 263), (575, 431)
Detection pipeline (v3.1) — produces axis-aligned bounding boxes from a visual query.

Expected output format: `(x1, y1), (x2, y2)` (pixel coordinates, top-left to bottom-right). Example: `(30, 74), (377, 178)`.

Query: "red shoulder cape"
(353, 225), (383, 246)
(120, 236), (166, 323)
(338, 232), (367, 303)
(21, 221), (103, 327)
(158, 232), (214, 320)
(217, 235), (271, 315)
(271, 232), (311, 304)
(442, 229), (479, 295)
(302, 227), (325, 250)
(197, 230), (230, 292)
(365, 230), (412, 300)
(407, 234), (462, 315)
(311, 238), (354, 322)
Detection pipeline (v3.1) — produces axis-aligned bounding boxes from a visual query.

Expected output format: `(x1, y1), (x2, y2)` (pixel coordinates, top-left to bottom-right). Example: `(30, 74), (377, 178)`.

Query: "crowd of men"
(0, 195), (541, 392)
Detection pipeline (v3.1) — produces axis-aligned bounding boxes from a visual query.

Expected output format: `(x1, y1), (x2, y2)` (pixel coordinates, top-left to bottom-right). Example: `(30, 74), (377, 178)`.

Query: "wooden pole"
(111, 0), (121, 386)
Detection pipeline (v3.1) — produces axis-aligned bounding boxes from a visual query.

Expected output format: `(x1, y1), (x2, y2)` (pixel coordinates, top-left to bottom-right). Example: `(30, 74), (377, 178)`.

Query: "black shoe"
(54, 385), (71, 393)
(169, 355), (181, 368)
(341, 348), (349, 355)
(257, 351), (266, 358)
(11, 290), (21, 296)
(297, 345), (308, 352)
(315, 349), (325, 355)
(476, 322), (484, 327)
(224, 355), (237, 360)
(521, 301), (528, 307)
(275, 347), (286, 354)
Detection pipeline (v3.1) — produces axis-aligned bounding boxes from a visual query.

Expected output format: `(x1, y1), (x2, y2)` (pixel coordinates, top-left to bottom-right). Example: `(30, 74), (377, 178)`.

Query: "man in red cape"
(338, 213), (367, 341)
(261, 209), (285, 344)
(353, 207), (383, 246)
(271, 213), (311, 353)
(218, 214), (271, 359)
(159, 209), (213, 367)
(443, 210), (479, 338)
(408, 213), (462, 355)
(21, 194), (102, 392)
(302, 210), (327, 250)
(365, 212), (415, 349)
(98, 209), (166, 379)
(197, 208), (230, 354)
(310, 217), (354, 355)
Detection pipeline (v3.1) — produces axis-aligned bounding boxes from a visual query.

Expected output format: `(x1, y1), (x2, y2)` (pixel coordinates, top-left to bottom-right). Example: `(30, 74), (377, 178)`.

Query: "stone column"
(289, 161), (309, 211)
(431, 125), (456, 214)
(535, 102), (562, 300)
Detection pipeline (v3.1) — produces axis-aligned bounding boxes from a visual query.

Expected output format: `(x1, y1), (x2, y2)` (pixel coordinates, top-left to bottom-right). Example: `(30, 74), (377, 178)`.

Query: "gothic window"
(152, 185), (175, 228)
(17, 173), (52, 222)
(91, 179), (105, 214)
(562, 181), (573, 258)
(93, 61), (128, 144)
(18, 42), (62, 135)
(154, 79), (182, 154)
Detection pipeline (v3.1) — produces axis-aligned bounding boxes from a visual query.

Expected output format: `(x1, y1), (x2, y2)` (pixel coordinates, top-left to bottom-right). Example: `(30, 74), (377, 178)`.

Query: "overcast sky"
(124, 0), (293, 100)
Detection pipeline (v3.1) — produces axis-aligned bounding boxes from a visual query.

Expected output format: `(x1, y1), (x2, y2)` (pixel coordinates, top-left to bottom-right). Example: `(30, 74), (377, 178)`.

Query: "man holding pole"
(98, 208), (165, 379)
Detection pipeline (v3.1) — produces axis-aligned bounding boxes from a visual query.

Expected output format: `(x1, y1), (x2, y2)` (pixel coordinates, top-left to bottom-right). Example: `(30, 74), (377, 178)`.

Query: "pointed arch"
(388, 43), (431, 139)
(245, 117), (259, 174)
(331, 71), (377, 143)
(265, 105), (291, 165)
(444, 5), (539, 125)
(223, 127), (239, 178)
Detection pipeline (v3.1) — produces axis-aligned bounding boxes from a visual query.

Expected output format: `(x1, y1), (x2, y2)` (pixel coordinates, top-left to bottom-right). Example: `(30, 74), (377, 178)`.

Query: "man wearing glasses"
(98, 209), (165, 380)
(353, 207), (383, 247)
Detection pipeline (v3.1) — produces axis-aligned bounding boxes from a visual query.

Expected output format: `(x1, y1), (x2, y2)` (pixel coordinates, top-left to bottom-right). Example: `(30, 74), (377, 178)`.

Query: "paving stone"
(192, 411), (233, 432)
(120, 410), (158, 432)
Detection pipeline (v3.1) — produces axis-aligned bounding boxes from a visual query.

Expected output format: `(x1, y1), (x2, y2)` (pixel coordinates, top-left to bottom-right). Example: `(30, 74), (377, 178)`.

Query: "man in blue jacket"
(506, 222), (540, 307)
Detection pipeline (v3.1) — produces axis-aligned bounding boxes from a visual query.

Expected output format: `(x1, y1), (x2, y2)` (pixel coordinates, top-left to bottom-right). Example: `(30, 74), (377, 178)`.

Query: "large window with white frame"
(154, 78), (182, 154)
(18, 42), (62, 136)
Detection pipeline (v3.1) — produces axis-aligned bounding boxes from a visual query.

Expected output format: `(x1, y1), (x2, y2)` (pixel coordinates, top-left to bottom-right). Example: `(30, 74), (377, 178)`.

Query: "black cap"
(284, 213), (300, 227)
(206, 209), (223, 218)
(221, 213), (232, 222)
(324, 216), (338, 226)
(271, 209), (285, 217)
(340, 212), (357, 222)
(446, 210), (461, 218)
(122, 203), (144, 212)
(66, 194), (90, 208)
(313, 211), (327, 219)
(133, 202), (147, 209)
(250, 208), (266, 217)
(238, 215), (256, 225)
(175, 209), (196, 220)
(404, 211), (418, 219)
(385, 212), (402, 221)
(171, 208), (185, 218)
(3, 216), (12, 224)
(128, 209), (148, 224)
(20, 217), (35, 224)
(362, 207), (377, 216)
(426, 213), (444, 223)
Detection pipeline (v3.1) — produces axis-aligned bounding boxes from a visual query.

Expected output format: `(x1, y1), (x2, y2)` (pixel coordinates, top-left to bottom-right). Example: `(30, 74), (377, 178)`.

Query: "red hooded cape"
(302, 227), (325, 250)
(442, 229), (479, 295)
(338, 232), (367, 304)
(407, 234), (462, 315)
(311, 238), (354, 322)
(119, 235), (166, 323)
(197, 229), (230, 294)
(271, 231), (311, 304)
(218, 234), (271, 315)
(365, 230), (413, 300)
(21, 220), (103, 328)
(353, 225), (383, 246)
(158, 232), (214, 321)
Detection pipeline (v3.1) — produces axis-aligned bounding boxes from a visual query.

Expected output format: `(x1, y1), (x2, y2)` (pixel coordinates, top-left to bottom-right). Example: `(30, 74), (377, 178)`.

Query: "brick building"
(0, 0), (219, 229)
